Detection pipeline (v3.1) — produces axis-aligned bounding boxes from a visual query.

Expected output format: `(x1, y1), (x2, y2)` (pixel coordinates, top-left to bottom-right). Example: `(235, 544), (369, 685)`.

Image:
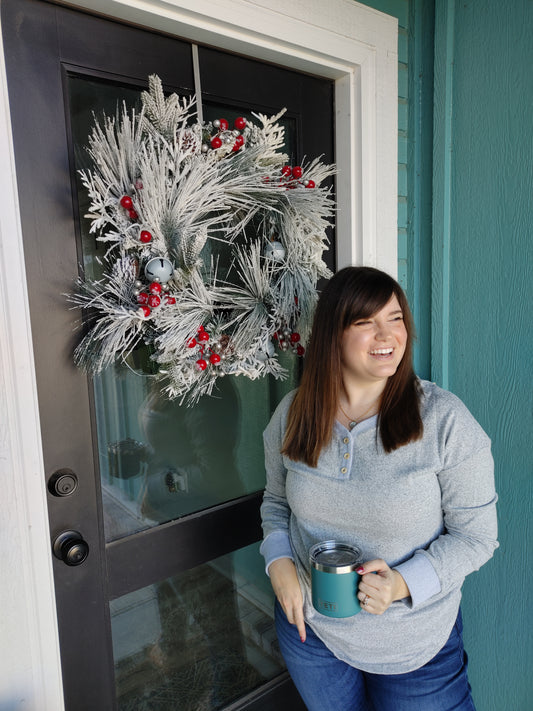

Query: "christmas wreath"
(69, 75), (335, 404)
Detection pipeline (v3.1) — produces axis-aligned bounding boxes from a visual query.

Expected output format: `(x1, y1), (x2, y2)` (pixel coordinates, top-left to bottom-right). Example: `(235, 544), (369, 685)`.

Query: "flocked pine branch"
(141, 75), (196, 142)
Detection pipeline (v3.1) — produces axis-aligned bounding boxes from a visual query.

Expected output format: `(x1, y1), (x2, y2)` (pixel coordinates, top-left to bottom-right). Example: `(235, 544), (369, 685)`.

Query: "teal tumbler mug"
(310, 541), (362, 618)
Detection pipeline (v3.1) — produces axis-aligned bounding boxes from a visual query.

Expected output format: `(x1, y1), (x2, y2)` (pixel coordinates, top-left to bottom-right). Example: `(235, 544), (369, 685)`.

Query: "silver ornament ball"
(264, 240), (286, 262)
(144, 257), (174, 283)
(256, 340), (275, 362)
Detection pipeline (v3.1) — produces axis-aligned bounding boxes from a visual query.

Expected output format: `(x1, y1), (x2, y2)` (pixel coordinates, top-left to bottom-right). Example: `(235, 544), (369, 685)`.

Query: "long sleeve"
(412, 443), (498, 597)
(396, 392), (498, 605)
(260, 393), (295, 559)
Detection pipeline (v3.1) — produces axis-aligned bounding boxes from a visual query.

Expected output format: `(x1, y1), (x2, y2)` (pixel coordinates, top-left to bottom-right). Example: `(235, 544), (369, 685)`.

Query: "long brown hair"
(282, 267), (423, 466)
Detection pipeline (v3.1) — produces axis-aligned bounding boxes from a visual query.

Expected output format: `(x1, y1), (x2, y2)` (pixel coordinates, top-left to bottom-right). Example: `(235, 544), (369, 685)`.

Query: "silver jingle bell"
(255, 340), (275, 362)
(264, 240), (286, 262)
(144, 257), (174, 283)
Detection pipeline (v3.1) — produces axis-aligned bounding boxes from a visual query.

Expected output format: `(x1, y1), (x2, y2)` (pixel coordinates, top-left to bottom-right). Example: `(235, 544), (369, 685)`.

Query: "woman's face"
(340, 294), (408, 388)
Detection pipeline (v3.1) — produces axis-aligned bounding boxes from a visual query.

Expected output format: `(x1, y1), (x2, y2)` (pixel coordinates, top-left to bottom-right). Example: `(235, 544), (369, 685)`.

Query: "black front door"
(2, 1), (334, 708)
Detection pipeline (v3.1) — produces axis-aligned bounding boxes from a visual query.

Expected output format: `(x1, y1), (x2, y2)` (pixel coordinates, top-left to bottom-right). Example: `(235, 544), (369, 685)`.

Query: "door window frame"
(0, 2), (397, 708)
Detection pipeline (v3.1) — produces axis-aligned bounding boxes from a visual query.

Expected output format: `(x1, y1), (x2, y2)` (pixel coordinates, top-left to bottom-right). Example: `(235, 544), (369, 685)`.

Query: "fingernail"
(356, 567), (364, 574)
(300, 636), (305, 643)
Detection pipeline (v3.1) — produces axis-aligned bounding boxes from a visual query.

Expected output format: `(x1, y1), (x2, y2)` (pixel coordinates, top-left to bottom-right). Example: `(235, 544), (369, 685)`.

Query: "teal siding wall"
(433, 1), (533, 709)
(358, 0), (532, 709)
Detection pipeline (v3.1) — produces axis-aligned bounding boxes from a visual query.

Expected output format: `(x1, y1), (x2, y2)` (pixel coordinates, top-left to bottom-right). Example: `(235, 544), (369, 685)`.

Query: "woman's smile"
(369, 347), (394, 358)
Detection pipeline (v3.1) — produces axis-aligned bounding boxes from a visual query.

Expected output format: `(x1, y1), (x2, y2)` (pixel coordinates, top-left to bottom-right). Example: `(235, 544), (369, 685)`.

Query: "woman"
(260, 267), (498, 711)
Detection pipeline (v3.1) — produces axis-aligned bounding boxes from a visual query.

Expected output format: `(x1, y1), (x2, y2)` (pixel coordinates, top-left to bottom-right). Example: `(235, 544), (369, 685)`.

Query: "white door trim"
(0, 27), (65, 711)
(0, 2), (397, 709)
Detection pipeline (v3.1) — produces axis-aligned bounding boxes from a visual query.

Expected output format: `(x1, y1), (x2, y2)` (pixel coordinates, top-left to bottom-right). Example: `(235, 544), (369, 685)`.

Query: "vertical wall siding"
(433, 1), (533, 709)
(354, 0), (434, 378)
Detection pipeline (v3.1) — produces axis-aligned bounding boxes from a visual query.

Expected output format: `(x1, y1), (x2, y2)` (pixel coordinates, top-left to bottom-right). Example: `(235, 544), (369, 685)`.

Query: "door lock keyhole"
(53, 530), (89, 566)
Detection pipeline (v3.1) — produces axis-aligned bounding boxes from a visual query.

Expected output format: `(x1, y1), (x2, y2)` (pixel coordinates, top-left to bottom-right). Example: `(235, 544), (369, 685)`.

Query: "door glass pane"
(110, 541), (284, 710)
(67, 74), (299, 541)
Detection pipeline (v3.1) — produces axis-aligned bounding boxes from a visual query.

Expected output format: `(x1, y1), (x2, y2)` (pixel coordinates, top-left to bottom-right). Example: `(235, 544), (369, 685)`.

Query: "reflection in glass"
(96, 363), (295, 540)
(68, 74), (299, 541)
(110, 542), (284, 710)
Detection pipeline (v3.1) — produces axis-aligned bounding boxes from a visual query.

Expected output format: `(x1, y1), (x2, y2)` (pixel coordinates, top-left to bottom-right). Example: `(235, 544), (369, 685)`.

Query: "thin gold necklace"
(339, 397), (379, 430)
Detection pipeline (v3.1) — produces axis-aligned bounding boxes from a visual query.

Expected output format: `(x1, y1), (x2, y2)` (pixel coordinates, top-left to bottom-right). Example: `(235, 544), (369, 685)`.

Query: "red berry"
(209, 353), (221, 365)
(219, 118), (229, 132)
(138, 305), (151, 318)
(234, 117), (247, 130)
(232, 142), (241, 152)
(120, 195), (133, 209)
(137, 292), (149, 304)
(196, 359), (207, 371)
(198, 330), (210, 342)
(292, 166), (303, 179)
(211, 136), (222, 149)
(281, 165), (292, 177)
(197, 325), (205, 333)
(305, 180), (316, 189)
(140, 230), (152, 243)
(187, 337), (197, 348)
(149, 282), (162, 294)
(296, 344), (305, 356)
(273, 332), (279, 340)
(290, 332), (301, 343)
(147, 294), (161, 308)
(165, 295), (176, 305)
(128, 209), (138, 219)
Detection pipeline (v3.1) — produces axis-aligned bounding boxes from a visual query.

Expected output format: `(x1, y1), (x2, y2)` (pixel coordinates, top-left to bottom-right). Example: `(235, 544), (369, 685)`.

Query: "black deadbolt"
(48, 469), (78, 497)
(53, 530), (89, 566)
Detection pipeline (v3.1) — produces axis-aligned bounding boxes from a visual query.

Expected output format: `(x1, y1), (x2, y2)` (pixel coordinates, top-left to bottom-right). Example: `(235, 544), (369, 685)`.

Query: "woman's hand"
(268, 557), (306, 642)
(356, 559), (410, 615)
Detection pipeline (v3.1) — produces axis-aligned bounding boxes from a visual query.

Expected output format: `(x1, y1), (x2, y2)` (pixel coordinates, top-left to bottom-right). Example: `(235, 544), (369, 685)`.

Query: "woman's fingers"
(268, 557), (307, 641)
(287, 602), (307, 642)
(357, 559), (409, 615)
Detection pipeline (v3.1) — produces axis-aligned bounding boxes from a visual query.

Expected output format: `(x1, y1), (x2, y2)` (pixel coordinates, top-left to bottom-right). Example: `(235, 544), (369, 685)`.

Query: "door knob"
(53, 530), (89, 566)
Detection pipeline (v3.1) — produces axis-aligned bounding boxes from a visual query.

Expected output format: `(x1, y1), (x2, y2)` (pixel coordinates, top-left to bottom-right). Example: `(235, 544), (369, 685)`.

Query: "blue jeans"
(275, 601), (476, 711)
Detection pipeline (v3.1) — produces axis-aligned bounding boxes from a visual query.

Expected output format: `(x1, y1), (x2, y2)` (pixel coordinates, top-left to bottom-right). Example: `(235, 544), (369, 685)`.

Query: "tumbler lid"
(309, 540), (361, 574)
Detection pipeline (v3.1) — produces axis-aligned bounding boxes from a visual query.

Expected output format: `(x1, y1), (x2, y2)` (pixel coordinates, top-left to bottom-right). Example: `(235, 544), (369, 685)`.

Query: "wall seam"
(431, 0), (454, 388)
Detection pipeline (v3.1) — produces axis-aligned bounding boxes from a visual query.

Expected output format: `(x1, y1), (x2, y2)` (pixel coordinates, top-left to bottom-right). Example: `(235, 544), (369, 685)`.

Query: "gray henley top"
(260, 380), (498, 674)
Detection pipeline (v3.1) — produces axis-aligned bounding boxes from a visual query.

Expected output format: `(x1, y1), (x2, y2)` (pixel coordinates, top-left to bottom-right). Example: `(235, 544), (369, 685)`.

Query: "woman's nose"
(375, 322), (390, 339)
